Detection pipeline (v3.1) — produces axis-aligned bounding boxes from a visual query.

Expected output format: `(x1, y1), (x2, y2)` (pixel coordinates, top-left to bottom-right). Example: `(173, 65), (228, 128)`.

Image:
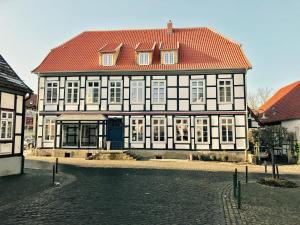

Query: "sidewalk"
(26, 155), (300, 175)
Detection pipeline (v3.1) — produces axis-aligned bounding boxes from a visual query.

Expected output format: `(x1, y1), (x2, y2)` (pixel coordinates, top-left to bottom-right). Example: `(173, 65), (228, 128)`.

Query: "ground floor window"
(131, 118), (144, 142)
(220, 117), (235, 143)
(62, 123), (98, 147)
(175, 118), (190, 143)
(44, 118), (56, 141)
(195, 117), (210, 144)
(0, 111), (13, 140)
(152, 118), (166, 142)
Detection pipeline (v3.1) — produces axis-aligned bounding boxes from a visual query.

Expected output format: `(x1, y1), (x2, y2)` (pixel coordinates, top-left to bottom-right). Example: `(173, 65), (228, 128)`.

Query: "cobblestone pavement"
(0, 160), (232, 225)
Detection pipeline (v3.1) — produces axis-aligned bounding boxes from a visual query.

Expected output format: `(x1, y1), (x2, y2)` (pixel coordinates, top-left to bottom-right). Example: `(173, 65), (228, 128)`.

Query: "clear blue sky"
(1, 0), (300, 93)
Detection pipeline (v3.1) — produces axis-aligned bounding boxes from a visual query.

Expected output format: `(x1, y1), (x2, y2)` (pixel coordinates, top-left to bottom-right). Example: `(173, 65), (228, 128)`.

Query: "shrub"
(209, 155), (217, 161)
(221, 155), (229, 162)
(257, 178), (297, 188)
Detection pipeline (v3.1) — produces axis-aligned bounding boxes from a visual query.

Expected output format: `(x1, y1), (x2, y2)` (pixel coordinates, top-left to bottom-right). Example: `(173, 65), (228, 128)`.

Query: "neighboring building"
(33, 22), (251, 155)
(0, 54), (32, 176)
(25, 94), (37, 146)
(259, 80), (300, 142)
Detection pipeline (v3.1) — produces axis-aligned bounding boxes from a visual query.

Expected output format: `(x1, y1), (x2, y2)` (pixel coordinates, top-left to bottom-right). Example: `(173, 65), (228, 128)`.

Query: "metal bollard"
(276, 165), (279, 179)
(233, 168), (237, 198)
(237, 180), (241, 209)
(52, 164), (55, 186)
(245, 166), (248, 183)
(264, 160), (267, 176)
(56, 158), (58, 174)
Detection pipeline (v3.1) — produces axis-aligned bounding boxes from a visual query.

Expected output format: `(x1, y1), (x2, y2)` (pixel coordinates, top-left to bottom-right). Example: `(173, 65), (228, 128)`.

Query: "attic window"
(138, 52), (150, 65)
(163, 51), (175, 64)
(102, 54), (113, 66)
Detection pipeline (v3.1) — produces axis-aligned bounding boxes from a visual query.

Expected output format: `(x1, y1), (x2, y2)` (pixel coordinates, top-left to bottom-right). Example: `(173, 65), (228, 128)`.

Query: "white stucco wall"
(0, 156), (22, 176)
(282, 119), (300, 142)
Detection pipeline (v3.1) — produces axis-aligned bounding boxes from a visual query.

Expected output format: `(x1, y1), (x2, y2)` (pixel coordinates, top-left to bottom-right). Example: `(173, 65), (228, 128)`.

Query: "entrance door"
(106, 118), (124, 149)
(81, 124), (98, 148)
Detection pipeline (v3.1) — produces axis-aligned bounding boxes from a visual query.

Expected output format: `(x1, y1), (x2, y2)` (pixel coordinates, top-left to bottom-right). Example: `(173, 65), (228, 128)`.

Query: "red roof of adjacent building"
(135, 42), (156, 52)
(259, 80), (300, 123)
(33, 24), (252, 73)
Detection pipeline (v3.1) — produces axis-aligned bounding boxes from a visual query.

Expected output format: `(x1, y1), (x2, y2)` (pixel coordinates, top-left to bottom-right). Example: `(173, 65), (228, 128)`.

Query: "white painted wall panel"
(236, 127), (246, 138)
(219, 104), (233, 110)
(65, 105), (78, 111)
(45, 105), (57, 111)
(234, 86), (244, 98)
(218, 74), (231, 79)
(152, 76), (165, 80)
(236, 139), (246, 149)
(124, 76), (129, 87)
(60, 77), (65, 87)
(221, 144), (235, 150)
(167, 100), (177, 110)
(234, 74), (244, 85)
(234, 99), (245, 110)
(124, 100), (129, 111)
(86, 105), (99, 111)
(179, 100), (189, 111)
(167, 88), (177, 98)
(207, 99), (217, 110)
(167, 76), (177, 86)
(39, 77), (45, 88)
(124, 88), (129, 99)
(195, 144), (209, 150)
(235, 115), (246, 126)
(153, 143), (166, 149)
(109, 105), (122, 111)
(191, 104), (205, 111)
(131, 105), (144, 111)
(212, 127), (219, 137)
(15, 115), (22, 134)
(152, 105), (165, 110)
(67, 77), (79, 81)
(179, 88), (189, 98)
(102, 77), (108, 87)
(206, 75), (216, 86)
(1, 92), (14, 109)
(16, 95), (23, 114)
(14, 136), (21, 154)
(179, 76), (189, 86)
(101, 88), (107, 99)
(0, 143), (12, 154)
(131, 143), (144, 148)
(211, 116), (219, 126)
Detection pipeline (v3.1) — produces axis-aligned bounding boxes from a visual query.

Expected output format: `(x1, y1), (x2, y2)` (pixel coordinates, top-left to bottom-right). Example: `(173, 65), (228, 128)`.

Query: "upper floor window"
(218, 79), (233, 104)
(138, 52), (150, 65)
(163, 51), (175, 64)
(152, 118), (166, 142)
(191, 80), (205, 104)
(131, 118), (144, 143)
(131, 80), (144, 104)
(220, 117), (235, 143)
(44, 118), (55, 141)
(109, 80), (122, 104)
(102, 53), (113, 66)
(195, 117), (210, 144)
(66, 81), (79, 104)
(152, 80), (166, 104)
(175, 117), (190, 143)
(86, 81), (100, 104)
(0, 111), (13, 140)
(46, 81), (58, 104)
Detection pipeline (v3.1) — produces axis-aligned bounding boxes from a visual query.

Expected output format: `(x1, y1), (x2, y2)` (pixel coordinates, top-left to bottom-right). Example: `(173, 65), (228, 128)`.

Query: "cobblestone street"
(0, 160), (230, 225)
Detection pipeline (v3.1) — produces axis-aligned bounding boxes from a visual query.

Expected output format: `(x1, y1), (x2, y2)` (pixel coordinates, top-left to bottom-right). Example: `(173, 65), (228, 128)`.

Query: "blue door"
(106, 118), (124, 149)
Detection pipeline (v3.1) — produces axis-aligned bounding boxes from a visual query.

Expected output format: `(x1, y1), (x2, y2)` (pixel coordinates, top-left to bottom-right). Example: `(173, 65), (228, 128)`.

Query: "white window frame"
(130, 80), (145, 104)
(174, 117), (190, 143)
(163, 51), (175, 64)
(86, 81), (100, 104)
(151, 80), (166, 104)
(218, 79), (233, 104)
(102, 53), (114, 66)
(152, 117), (166, 143)
(190, 79), (205, 104)
(195, 117), (210, 144)
(43, 117), (56, 142)
(108, 80), (123, 104)
(219, 117), (235, 144)
(130, 117), (145, 143)
(45, 81), (59, 104)
(138, 52), (150, 65)
(66, 81), (79, 104)
(0, 111), (14, 140)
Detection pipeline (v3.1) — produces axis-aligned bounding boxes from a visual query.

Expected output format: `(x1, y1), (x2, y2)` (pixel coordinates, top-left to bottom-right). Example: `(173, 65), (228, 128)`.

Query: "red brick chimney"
(167, 20), (173, 34)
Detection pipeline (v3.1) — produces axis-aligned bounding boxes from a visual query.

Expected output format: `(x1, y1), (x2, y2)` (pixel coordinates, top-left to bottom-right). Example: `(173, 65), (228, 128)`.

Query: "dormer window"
(163, 51), (175, 64)
(102, 53), (113, 66)
(138, 52), (150, 65)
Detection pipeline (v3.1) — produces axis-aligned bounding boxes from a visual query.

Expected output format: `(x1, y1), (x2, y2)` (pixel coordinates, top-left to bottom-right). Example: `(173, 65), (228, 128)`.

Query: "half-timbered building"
(0, 54), (32, 176)
(33, 22), (251, 156)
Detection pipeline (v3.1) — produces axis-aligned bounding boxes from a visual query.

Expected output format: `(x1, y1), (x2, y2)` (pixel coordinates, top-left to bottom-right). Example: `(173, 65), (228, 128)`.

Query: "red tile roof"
(135, 42), (156, 52)
(259, 80), (300, 123)
(33, 26), (252, 73)
(99, 43), (122, 53)
(159, 40), (179, 50)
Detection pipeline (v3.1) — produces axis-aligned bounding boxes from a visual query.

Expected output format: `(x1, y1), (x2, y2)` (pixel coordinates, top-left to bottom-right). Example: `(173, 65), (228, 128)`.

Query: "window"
(66, 81), (79, 104)
(46, 81), (58, 104)
(62, 124), (79, 147)
(86, 81), (100, 104)
(44, 118), (55, 141)
(131, 118), (144, 142)
(220, 117), (235, 143)
(109, 80), (122, 104)
(175, 118), (190, 143)
(191, 80), (205, 104)
(218, 79), (233, 103)
(138, 52), (150, 65)
(102, 54), (113, 66)
(131, 80), (144, 104)
(163, 51), (175, 64)
(195, 117), (210, 144)
(152, 80), (166, 104)
(152, 118), (166, 142)
(0, 111), (13, 140)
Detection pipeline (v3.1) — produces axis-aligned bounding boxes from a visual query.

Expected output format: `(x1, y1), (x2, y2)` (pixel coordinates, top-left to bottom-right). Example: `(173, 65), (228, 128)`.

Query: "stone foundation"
(0, 156), (22, 176)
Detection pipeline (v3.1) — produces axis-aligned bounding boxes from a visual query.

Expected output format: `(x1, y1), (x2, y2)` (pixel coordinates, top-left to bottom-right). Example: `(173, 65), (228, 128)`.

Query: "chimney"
(167, 20), (173, 34)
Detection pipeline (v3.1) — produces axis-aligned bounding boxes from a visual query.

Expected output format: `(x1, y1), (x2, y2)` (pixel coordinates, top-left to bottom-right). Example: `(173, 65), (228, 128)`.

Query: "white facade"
(37, 72), (248, 151)
(282, 119), (300, 142)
